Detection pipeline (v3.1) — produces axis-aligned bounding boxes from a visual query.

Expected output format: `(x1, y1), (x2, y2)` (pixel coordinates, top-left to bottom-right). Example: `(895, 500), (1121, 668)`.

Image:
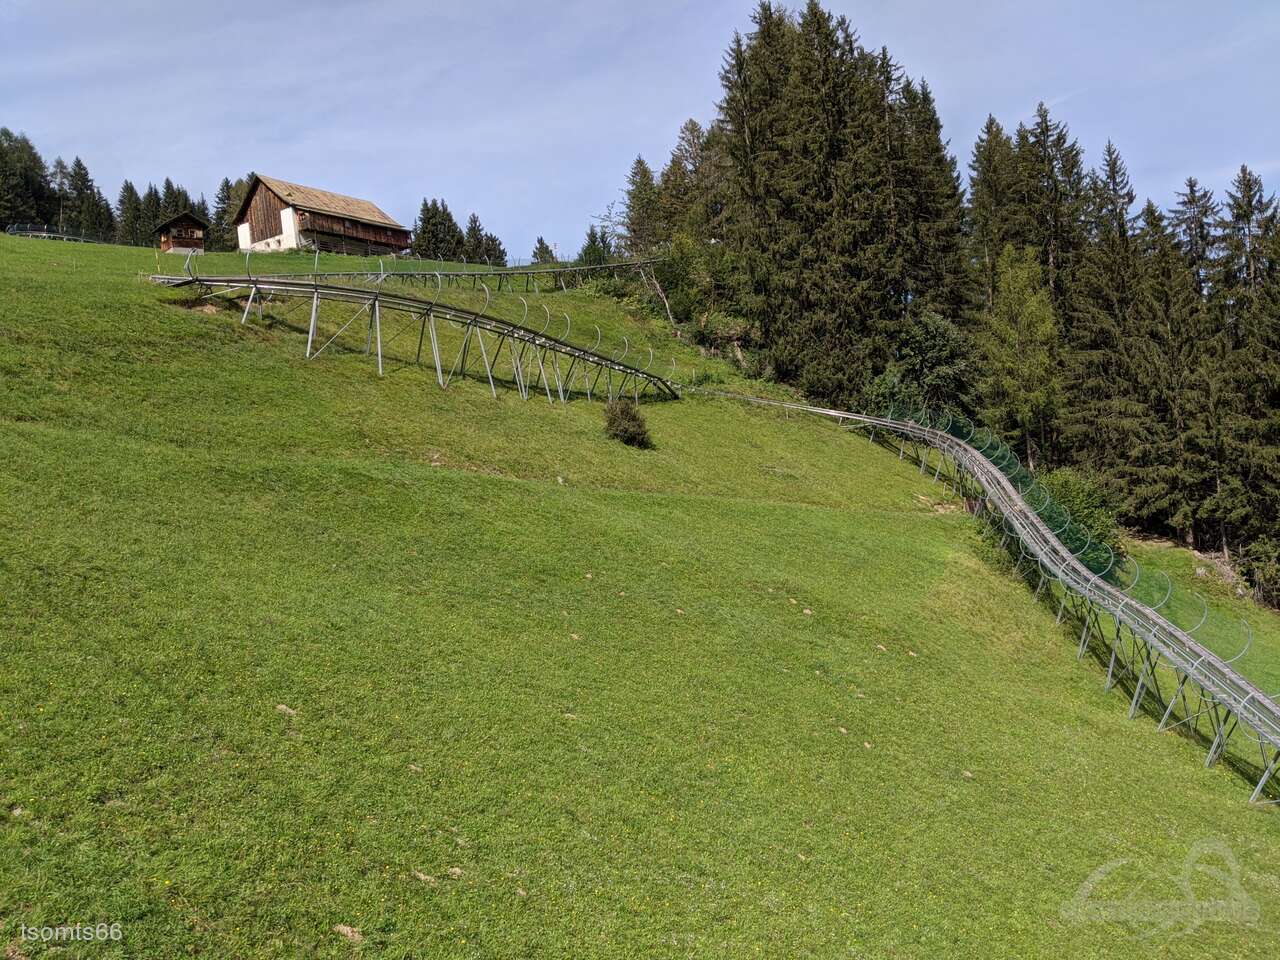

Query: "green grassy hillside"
(2, 235), (1278, 958)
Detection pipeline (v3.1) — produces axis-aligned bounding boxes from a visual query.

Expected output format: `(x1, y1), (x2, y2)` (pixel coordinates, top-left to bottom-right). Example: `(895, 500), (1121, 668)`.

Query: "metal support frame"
(158, 273), (679, 406)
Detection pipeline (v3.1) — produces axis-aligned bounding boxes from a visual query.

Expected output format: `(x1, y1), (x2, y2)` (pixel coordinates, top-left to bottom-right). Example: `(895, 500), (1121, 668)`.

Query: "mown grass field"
(2, 235), (1278, 957)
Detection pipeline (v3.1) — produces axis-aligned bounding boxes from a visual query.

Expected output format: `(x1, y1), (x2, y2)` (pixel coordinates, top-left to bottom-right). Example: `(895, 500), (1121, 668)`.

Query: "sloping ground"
(1126, 539), (1280, 696)
(1, 235), (1278, 957)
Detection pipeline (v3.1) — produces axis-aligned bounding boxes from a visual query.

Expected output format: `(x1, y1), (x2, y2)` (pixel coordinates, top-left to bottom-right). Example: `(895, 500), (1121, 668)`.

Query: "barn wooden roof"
(235, 175), (407, 231)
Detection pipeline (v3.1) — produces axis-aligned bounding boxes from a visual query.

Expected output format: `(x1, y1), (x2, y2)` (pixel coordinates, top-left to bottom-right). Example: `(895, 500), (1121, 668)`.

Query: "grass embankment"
(2, 236), (1278, 957)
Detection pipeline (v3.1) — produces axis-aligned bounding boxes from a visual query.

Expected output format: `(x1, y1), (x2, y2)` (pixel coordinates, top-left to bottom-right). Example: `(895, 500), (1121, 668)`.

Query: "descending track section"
(692, 387), (1280, 804)
(151, 273), (679, 402)
(233, 256), (665, 293)
(5, 223), (105, 243)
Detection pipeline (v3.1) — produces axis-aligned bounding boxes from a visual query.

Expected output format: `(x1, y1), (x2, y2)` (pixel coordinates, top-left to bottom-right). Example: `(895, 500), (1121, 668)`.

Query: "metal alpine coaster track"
(240, 257), (666, 293)
(5, 222), (105, 243)
(691, 387), (1280, 804)
(150, 272), (680, 402)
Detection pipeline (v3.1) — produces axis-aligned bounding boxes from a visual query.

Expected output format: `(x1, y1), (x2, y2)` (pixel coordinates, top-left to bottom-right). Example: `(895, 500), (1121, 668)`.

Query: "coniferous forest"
(612, 1), (1280, 604)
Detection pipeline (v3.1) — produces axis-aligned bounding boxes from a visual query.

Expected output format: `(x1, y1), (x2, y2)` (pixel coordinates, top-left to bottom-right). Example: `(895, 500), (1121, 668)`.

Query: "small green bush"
(604, 398), (653, 449)
(1040, 466), (1122, 553)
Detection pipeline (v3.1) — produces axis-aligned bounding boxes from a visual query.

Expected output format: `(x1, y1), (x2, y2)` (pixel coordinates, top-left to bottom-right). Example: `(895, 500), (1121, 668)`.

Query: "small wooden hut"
(154, 210), (208, 254)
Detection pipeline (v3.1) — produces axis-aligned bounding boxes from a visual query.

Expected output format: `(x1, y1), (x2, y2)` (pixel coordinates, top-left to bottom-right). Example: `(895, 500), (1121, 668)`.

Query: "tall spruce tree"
(623, 155), (662, 254)
(657, 119), (707, 239)
(967, 115), (1018, 313)
(1209, 166), (1280, 554)
(0, 129), (55, 227)
(211, 177), (235, 251)
(577, 224), (613, 265)
(1171, 177), (1218, 297)
(899, 79), (969, 322)
(48, 155), (71, 230)
(160, 178), (179, 217)
(1124, 201), (1213, 542)
(768, 0), (848, 391)
(462, 212), (487, 263)
(139, 183), (162, 239)
(1063, 141), (1140, 478)
(717, 2), (797, 359)
(115, 180), (143, 246)
(1010, 103), (1086, 312)
(977, 244), (1061, 468)
(481, 231), (507, 266)
(64, 156), (113, 238)
(1243, 218), (1280, 550)
(411, 198), (465, 261)
(531, 236), (556, 264)
(67, 157), (94, 233)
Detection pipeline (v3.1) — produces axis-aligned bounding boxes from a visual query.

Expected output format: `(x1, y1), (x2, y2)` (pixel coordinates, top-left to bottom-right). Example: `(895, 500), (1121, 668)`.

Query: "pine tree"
(462, 212), (487, 263)
(1208, 166), (1280, 555)
(211, 177), (235, 251)
(410, 198), (465, 261)
(66, 157), (94, 234)
(1124, 201), (1213, 542)
(623, 155), (662, 254)
(139, 183), (162, 239)
(531, 236), (556, 264)
(1171, 177), (1218, 296)
(115, 180), (142, 246)
(977, 245), (1061, 468)
(93, 189), (115, 239)
(899, 78), (969, 322)
(716, 2), (798, 357)
(1243, 220), (1280, 545)
(1062, 140), (1140, 478)
(657, 119), (706, 238)
(63, 157), (112, 238)
(1009, 103), (1086, 312)
(577, 224), (613, 266)
(1212, 165), (1274, 338)
(160, 178), (178, 217)
(481, 231), (507, 267)
(967, 115), (1018, 313)
(0, 129), (55, 228)
(48, 156), (70, 230)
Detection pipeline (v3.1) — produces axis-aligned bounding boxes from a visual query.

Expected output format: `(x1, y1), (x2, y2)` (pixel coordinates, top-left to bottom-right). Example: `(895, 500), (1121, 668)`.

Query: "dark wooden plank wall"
(159, 232), (203, 252)
(244, 184), (288, 243)
(297, 210), (409, 249)
(305, 231), (403, 256)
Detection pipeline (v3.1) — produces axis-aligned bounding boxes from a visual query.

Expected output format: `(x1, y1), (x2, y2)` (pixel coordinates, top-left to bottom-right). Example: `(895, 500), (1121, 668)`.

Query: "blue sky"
(2, 0), (1277, 259)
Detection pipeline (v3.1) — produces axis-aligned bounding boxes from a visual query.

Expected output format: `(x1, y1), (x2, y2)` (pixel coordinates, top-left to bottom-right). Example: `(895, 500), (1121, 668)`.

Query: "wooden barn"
(233, 175), (410, 255)
(154, 210), (208, 254)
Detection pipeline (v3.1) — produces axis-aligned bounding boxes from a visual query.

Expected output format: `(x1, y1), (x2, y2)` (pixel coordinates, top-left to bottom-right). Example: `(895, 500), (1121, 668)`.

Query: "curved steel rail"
(151, 273), (678, 400)
(213, 256), (665, 287)
(5, 222), (106, 244)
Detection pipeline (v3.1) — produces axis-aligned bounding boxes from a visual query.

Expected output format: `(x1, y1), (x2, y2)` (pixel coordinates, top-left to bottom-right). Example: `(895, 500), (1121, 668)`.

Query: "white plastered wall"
(239, 207), (302, 252)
